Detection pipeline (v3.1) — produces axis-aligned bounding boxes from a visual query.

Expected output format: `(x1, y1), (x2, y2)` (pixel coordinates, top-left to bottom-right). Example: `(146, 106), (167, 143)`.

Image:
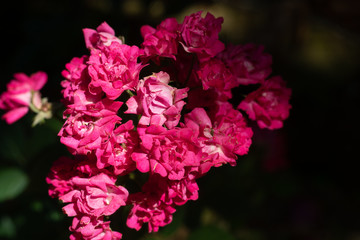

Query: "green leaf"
(188, 226), (236, 240)
(0, 215), (16, 238)
(0, 168), (28, 202)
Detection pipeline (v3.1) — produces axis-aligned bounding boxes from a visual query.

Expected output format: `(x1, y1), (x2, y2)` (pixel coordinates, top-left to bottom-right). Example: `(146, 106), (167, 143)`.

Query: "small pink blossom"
(185, 106), (253, 172)
(70, 215), (122, 240)
(238, 76), (292, 129)
(46, 156), (77, 198)
(95, 120), (138, 175)
(127, 192), (176, 233)
(126, 71), (188, 129)
(180, 11), (224, 61)
(197, 58), (237, 99)
(88, 41), (143, 100)
(141, 17), (180, 63)
(132, 125), (200, 180)
(0, 71), (47, 124)
(161, 176), (199, 206)
(218, 43), (272, 85)
(59, 111), (121, 156)
(61, 55), (102, 107)
(83, 22), (123, 50)
(61, 173), (129, 217)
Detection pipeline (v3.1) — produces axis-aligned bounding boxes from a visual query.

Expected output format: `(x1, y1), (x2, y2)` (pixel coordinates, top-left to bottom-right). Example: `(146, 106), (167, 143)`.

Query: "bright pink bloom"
(132, 125), (200, 180)
(127, 192), (176, 233)
(161, 176), (199, 206)
(218, 43), (272, 85)
(59, 111), (121, 156)
(140, 174), (199, 207)
(211, 103), (253, 157)
(126, 71), (188, 129)
(88, 42), (143, 100)
(46, 156), (77, 198)
(61, 55), (102, 107)
(197, 58), (237, 99)
(95, 120), (138, 175)
(70, 215), (122, 240)
(83, 22), (123, 50)
(238, 76), (292, 129)
(47, 155), (117, 199)
(180, 11), (224, 61)
(0, 71), (47, 124)
(61, 173), (128, 217)
(141, 17), (180, 63)
(185, 106), (253, 173)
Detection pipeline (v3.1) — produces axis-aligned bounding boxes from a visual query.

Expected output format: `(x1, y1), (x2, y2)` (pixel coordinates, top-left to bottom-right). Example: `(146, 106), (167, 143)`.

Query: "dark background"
(0, 0), (359, 239)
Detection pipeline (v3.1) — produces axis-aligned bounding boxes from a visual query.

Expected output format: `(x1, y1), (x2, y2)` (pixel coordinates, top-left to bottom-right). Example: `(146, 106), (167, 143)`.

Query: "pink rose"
(83, 22), (123, 50)
(61, 173), (129, 217)
(197, 58), (237, 99)
(61, 56), (102, 107)
(70, 215), (122, 240)
(126, 71), (188, 129)
(218, 43), (272, 85)
(46, 156), (77, 198)
(127, 192), (176, 233)
(238, 76), (292, 129)
(132, 125), (200, 180)
(185, 105), (253, 173)
(59, 111), (121, 156)
(88, 42), (143, 100)
(141, 17), (180, 63)
(160, 176), (199, 206)
(180, 11), (224, 61)
(0, 71), (47, 124)
(95, 120), (138, 175)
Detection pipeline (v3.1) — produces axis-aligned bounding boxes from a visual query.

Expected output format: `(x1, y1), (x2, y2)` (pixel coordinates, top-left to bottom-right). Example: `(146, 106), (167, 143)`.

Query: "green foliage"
(0, 168), (28, 203)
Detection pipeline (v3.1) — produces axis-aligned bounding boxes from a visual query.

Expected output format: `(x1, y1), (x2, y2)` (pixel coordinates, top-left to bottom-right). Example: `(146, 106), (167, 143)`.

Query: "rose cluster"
(0, 10), (292, 240)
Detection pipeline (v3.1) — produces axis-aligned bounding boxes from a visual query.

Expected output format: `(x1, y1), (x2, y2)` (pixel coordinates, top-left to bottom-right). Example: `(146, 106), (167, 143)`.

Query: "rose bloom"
(61, 173), (129, 217)
(127, 192), (176, 233)
(0, 71), (47, 124)
(83, 21), (123, 50)
(180, 11), (224, 61)
(126, 71), (188, 129)
(197, 58), (237, 100)
(87, 41), (143, 100)
(70, 215), (122, 240)
(141, 17), (180, 63)
(217, 43), (273, 85)
(132, 125), (201, 181)
(238, 76), (292, 129)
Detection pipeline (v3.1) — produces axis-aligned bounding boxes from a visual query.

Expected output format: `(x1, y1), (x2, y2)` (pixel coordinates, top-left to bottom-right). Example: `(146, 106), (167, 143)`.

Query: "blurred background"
(0, 0), (359, 239)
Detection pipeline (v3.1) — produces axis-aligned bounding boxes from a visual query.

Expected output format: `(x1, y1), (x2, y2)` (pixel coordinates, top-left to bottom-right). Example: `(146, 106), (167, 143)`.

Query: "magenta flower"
(126, 71), (188, 129)
(61, 173), (129, 217)
(70, 215), (122, 240)
(185, 105), (253, 172)
(127, 192), (176, 233)
(83, 21), (123, 50)
(197, 58), (237, 99)
(59, 112), (121, 156)
(61, 55), (101, 107)
(180, 11), (224, 61)
(218, 43), (273, 85)
(88, 41), (143, 100)
(0, 71), (47, 124)
(46, 156), (77, 198)
(141, 17), (180, 63)
(132, 125), (200, 180)
(238, 76), (292, 129)
(95, 120), (138, 175)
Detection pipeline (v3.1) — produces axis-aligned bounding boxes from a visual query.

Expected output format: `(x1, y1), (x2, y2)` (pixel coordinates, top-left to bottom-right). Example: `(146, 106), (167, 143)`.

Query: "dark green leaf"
(0, 168), (28, 202)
